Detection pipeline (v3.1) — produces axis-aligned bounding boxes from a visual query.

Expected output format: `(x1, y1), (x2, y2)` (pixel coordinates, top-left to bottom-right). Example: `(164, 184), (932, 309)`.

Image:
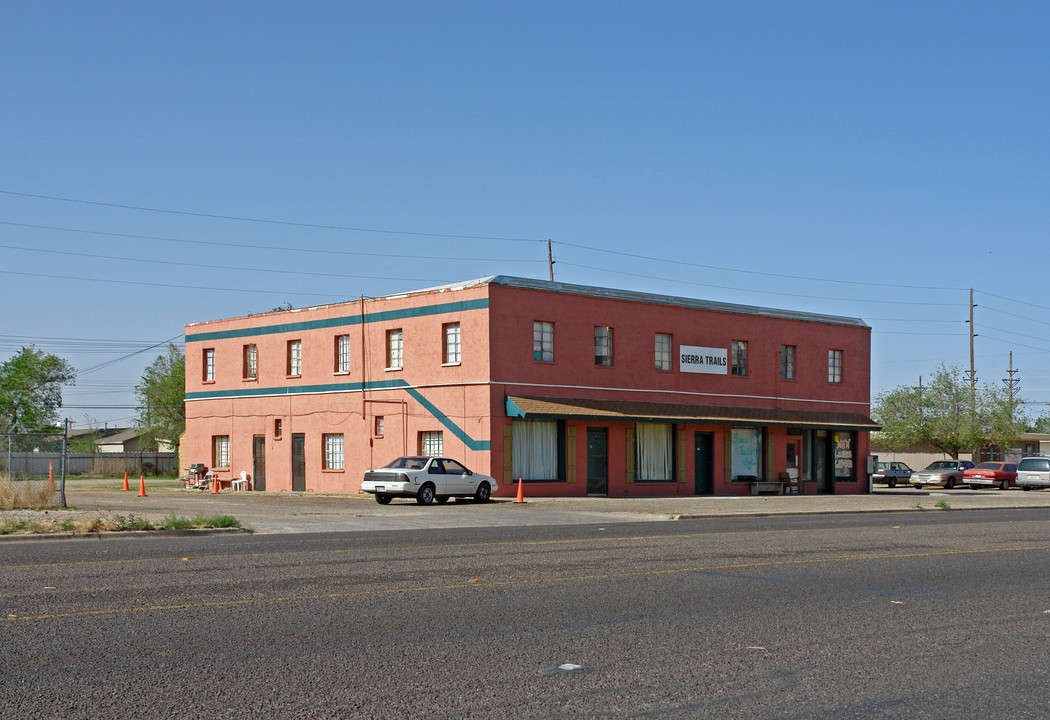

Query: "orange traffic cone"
(138, 475), (147, 497)
(514, 477), (526, 503)
(123, 471), (130, 491)
(212, 474), (219, 494)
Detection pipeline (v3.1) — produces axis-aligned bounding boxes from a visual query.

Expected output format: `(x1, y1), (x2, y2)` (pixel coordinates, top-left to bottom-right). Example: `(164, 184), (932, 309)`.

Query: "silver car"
(361, 456), (498, 505)
(910, 460), (975, 490)
(1016, 456), (1050, 491)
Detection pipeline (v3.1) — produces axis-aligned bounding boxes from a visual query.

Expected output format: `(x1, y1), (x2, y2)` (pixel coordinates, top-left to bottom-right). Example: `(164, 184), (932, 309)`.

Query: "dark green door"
(694, 432), (714, 495)
(291, 433), (306, 492)
(252, 435), (266, 491)
(586, 428), (608, 495)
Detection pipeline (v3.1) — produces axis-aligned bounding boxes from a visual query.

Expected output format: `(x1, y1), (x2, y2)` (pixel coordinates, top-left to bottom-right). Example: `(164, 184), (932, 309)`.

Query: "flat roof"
(407, 275), (869, 328)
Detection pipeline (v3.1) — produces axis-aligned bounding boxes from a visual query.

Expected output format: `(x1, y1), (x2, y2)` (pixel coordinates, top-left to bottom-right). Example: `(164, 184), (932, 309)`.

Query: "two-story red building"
(183, 275), (877, 496)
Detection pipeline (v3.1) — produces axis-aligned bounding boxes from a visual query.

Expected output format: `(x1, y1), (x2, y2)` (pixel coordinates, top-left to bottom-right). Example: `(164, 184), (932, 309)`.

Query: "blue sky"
(2, 1), (1049, 428)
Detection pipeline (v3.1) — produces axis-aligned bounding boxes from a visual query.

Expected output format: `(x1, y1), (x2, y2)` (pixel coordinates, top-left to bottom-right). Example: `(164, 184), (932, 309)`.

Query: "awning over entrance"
(505, 395), (880, 431)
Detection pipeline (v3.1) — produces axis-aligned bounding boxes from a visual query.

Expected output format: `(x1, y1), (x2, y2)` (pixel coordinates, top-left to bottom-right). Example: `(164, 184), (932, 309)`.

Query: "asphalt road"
(4, 508), (1050, 719)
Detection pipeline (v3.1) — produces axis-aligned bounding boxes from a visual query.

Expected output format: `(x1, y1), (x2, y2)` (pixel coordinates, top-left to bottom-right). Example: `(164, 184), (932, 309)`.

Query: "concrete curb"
(0, 527), (250, 543)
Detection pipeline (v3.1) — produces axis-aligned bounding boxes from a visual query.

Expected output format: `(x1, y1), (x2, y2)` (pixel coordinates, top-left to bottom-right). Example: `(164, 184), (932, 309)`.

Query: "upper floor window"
(203, 348), (215, 382)
(828, 349), (843, 383)
(444, 322), (461, 364)
(323, 433), (344, 470)
(287, 339), (302, 376)
(780, 345), (796, 380)
(533, 321), (553, 362)
(243, 344), (257, 380)
(335, 334), (351, 373)
(731, 340), (747, 376)
(594, 327), (612, 366)
(387, 329), (403, 369)
(655, 333), (672, 371)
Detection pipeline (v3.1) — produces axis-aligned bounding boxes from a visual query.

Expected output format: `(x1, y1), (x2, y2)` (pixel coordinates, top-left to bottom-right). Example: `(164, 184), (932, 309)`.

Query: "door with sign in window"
(786, 437), (802, 493)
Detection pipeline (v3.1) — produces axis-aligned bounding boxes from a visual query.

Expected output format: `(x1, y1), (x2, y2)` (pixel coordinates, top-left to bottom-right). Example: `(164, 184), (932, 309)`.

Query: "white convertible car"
(361, 456), (499, 505)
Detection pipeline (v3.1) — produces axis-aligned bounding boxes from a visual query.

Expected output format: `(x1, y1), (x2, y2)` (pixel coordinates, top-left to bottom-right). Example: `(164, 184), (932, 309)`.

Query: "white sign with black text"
(679, 345), (728, 374)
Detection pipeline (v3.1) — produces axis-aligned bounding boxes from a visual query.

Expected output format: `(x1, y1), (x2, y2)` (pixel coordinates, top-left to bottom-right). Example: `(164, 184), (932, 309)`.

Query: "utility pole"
(547, 239), (555, 282)
(1003, 351), (1020, 423)
(966, 288), (978, 413)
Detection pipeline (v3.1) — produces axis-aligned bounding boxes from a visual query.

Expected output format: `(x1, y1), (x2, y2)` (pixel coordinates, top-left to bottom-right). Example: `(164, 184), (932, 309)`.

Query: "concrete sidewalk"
(45, 481), (1050, 534)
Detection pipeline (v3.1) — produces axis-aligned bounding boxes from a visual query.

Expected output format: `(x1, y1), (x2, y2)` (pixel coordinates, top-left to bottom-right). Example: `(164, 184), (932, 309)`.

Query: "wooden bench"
(750, 481), (786, 495)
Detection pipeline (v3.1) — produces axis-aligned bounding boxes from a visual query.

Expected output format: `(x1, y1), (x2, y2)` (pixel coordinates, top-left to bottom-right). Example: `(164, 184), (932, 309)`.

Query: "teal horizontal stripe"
(185, 378), (490, 451)
(185, 298), (488, 343)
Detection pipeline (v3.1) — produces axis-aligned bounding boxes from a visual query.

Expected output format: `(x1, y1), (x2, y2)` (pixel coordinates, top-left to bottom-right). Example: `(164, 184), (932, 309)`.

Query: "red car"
(964, 462), (1018, 490)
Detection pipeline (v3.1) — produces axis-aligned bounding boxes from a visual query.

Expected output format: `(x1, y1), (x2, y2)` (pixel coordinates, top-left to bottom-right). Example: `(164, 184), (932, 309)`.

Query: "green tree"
(0, 346), (76, 432)
(872, 363), (1026, 458)
(134, 344), (185, 450)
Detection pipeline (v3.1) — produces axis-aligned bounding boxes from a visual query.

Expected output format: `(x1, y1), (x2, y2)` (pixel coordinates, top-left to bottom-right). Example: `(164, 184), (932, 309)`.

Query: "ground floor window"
(420, 431), (443, 457)
(512, 420), (558, 480)
(213, 435), (230, 469)
(636, 422), (672, 481)
(731, 427), (761, 479)
(323, 433), (344, 470)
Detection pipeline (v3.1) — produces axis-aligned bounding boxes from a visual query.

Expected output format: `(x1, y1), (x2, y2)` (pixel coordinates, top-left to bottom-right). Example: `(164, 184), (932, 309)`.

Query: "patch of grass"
(912, 501), (923, 509)
(935, 499), (950, 510)
(0, 472), (57, 510)
(0, 511), (240, 535)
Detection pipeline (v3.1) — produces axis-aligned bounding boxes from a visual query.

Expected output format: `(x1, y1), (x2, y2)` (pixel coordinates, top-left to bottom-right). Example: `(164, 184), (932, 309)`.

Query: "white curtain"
(512, 421), (558, 480)
(636, 423), (672, 480)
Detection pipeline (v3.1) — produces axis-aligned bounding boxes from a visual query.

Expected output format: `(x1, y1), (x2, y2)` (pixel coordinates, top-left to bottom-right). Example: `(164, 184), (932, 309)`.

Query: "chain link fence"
(2, 430), (68, 507)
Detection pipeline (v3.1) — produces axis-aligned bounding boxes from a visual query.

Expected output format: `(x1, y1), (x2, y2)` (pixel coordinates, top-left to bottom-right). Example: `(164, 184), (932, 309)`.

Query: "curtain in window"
(636, 423), (672, 480)
(512, 420), (557, 480)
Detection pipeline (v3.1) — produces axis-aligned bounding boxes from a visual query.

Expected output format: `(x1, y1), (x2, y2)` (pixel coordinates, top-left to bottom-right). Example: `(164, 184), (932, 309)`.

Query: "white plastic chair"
(231, 471), (249, 491)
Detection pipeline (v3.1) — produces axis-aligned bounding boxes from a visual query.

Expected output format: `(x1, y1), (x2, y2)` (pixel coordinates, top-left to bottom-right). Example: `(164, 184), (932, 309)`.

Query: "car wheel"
(888, 478), (897, 488)
(1000, 479), (1011, 491)
(945, 477), (956, 490)
(375, 493), (392, 505)
(435, 495), (449, 504)
(1023, 486), (1032, 491)
(474, 482), (491, 503)
(416, 483), (435, 505)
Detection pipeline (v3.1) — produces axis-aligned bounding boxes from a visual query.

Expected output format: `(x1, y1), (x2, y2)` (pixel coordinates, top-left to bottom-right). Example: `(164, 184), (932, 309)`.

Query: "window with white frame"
(213, 435), (230, 468)
(243, 344), (257, 380)
(655, 333), (672, 371)
(203, 348), (215, 382)
(512, 420), (558, 480)
(288, 340), (302, 376)
(780, 345), (796, 380)
(420, 431), (443, 457)
(731, 340), (747, 376)
(533, 321), (553, 362)
(387, 329), (403, 369)
(335, 334), (351, 373)
(444, 322), (461, 364)
(636, 423), (672, 481)
(594, 327), (612, 366)
(828, 349), (842, 383)
(374, 416), (384, 437)
(323, 433), (344, 470)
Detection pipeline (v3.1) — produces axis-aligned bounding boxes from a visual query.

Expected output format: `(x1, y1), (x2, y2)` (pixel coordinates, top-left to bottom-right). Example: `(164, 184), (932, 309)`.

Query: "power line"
(0, 220), (545, 264)
(555, 241), (966, 293)
(557, 261), (960, 307)
(0, 189), (546, 243)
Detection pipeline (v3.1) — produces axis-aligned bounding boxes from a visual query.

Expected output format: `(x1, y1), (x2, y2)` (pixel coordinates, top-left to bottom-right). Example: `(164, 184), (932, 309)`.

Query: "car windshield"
(974, 462), (1000, 470)
(383, 457), (427, 470)
(927, 461), (957, 470)
(877, 462), (888, 471)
